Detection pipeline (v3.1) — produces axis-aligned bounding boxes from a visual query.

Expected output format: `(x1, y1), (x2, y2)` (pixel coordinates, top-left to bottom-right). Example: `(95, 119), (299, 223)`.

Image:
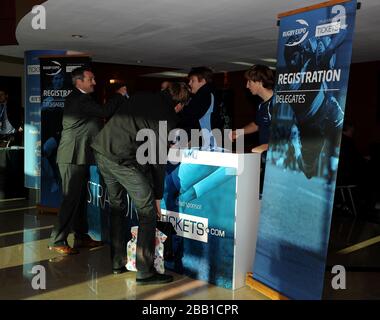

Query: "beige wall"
(0, 60), (23, 77)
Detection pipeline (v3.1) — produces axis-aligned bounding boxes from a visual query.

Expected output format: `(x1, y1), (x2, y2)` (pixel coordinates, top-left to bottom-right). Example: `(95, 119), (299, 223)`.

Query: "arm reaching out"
(229, 121), (259, 141)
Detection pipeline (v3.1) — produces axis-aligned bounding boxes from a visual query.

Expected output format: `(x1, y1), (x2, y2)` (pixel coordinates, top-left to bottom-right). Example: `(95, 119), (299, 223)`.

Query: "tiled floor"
(323, 209), (380, 299)
(1, 198), (380, 300)
(0, 199), (267, 300)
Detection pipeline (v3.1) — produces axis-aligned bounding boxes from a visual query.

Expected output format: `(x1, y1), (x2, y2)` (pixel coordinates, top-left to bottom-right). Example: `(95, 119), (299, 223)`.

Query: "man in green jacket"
(91, 82), (189, 285)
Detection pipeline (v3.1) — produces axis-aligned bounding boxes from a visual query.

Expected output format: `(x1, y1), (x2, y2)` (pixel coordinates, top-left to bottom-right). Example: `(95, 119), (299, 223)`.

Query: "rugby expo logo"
(283, 19), (309, 46)
(42, 60), (62, 76)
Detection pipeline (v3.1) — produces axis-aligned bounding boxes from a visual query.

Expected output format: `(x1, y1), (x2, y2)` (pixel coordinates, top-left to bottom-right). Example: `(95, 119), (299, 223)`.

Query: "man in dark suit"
(49, 67), (126, 255)
(91, 82), (189, 284)
(0, 88), (23, 147)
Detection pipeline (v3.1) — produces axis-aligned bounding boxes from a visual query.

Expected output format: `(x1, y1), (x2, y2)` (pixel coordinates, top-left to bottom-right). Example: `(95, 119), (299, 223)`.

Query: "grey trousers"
(94, 151), (157, 279)
(50, 163), (89, 246)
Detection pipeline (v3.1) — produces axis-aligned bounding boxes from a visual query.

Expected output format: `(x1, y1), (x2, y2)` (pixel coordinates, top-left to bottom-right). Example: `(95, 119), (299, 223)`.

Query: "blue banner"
(87, 165), (138, 242)
(24, 50), (65, 189)
(39, 56), (91, 208)
(253, 0), (357, 299)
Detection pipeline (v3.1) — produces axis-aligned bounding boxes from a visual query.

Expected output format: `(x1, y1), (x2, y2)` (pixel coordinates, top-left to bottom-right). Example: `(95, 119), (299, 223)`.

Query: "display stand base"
(245, 272), (290, 300)
(36, 204), (59, 215)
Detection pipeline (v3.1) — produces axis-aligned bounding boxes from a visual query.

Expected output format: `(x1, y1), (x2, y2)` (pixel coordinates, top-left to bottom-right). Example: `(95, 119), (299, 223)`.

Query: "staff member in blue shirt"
(230, 65), (275, 195)
(230, 64), (275, 152)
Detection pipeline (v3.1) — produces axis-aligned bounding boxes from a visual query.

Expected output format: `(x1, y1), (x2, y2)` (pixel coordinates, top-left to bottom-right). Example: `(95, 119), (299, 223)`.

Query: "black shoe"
(73, 234), (103, 249)
(136, 273), (173, 286)
(112, 266), (129, 275)
(48, 245), (79, 255)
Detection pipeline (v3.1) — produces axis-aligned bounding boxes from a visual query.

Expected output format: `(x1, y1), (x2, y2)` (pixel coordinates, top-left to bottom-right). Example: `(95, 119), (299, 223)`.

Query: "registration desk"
(161, 149), (261, 289)
(87, 149), (261, 290)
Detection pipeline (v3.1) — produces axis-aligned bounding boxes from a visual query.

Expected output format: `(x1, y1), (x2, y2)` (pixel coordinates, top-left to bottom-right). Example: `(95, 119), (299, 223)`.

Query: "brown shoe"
(48, 245), (79, 255)
(73, 236), (103, 248)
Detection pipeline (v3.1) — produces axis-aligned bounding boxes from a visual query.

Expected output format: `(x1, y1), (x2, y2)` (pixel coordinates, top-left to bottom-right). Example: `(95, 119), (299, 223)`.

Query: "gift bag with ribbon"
(156, 221), (177, 261)
(126, 226), (167, 274)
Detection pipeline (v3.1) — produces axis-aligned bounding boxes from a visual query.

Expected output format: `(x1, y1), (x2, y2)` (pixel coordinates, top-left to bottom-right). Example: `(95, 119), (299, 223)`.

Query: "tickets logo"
(161, 210), (208, 243)
(315, 21), (341, 37)
(161, 210), (226, 243)
(66, 65), (83, 73)
(27, 65), (40, 75)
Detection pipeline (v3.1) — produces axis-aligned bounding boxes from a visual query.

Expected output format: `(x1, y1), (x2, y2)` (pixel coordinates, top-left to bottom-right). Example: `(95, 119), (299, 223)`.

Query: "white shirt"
(77, 87), (87, 94)
(0, 103), (16, 135)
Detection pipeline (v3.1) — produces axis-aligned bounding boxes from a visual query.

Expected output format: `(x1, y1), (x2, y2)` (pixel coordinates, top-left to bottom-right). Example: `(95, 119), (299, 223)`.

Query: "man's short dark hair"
(244, 64), (275, 89)
(110, 82), (127, 92)
(0, 87), (8, 94)
(71, 66), (92, 85)
(188, 66), (213, 83)
(166, 82), (191, 105)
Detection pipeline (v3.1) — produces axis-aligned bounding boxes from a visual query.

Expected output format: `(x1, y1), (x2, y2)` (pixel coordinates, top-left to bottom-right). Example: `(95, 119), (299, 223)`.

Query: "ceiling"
(0, 0), (379, 74)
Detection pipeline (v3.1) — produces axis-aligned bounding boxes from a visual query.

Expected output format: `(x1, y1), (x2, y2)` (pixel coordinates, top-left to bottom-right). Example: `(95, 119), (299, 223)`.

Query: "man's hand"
(251, 144), (269, 154)
(229, 130), (241, 141)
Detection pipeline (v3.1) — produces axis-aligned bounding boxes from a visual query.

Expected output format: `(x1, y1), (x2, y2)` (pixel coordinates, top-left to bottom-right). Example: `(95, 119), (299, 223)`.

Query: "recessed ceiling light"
(136, 60), (143, 64)
(141, 71), (188, 78)
(109, 79), (116, 84)
(231, 61), (253, 67)
(261, 58), (277, 63)
(72, 34), (84, 39)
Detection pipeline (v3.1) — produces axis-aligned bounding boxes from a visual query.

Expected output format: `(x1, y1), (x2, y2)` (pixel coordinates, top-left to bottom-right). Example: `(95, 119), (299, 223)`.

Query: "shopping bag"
(156, 221), (177, 261)
(126, 226), (167, 274)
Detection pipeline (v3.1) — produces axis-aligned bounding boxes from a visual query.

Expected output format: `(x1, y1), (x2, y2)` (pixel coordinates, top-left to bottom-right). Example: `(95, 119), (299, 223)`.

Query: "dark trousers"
(94, 152), (157, 279)
(50, 163), (89, 246)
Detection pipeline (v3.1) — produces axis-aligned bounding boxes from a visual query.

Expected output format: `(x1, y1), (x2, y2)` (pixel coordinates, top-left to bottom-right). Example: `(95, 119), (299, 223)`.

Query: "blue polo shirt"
(256, 96), (274, 145)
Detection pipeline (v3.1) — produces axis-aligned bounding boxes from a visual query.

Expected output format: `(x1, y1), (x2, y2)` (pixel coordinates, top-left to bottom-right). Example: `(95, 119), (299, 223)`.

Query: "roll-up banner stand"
(24, 50), (65, 189)
(39, 55), (91, 209)
(251, 0), (358, 300)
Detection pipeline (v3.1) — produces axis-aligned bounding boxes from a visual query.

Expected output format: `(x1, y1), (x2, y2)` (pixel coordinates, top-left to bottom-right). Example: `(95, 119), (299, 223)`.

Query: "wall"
(0, 60), (23, 77)
(0, 55), (24, 108)
(92, 62), (177, 103)
(345, 60), (380, 155)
